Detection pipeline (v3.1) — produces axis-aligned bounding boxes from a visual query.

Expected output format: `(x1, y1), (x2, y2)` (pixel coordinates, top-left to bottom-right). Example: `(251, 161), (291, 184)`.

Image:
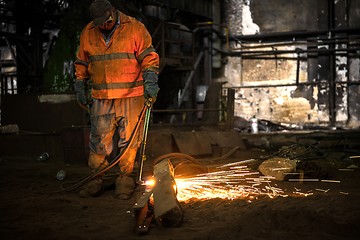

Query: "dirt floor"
(1, 147), (360, 240)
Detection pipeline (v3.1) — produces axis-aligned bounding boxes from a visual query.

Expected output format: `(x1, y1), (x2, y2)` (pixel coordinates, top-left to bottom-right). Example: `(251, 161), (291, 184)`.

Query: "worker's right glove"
(74, 80), (88, 105)
(143, 71), (159, 102)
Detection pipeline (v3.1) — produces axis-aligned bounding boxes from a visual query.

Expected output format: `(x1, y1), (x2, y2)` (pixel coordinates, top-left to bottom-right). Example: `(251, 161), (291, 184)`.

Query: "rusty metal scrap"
(268, 143), (325, 160)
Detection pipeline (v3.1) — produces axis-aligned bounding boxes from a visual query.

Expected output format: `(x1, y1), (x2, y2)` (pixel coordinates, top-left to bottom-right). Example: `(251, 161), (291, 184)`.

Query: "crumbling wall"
(219, 0), (360, 129)
(234, 83), (319, 125)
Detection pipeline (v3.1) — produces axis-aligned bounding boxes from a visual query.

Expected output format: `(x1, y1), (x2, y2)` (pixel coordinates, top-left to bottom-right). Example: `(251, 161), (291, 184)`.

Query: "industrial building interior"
(1, 0), (360, 239)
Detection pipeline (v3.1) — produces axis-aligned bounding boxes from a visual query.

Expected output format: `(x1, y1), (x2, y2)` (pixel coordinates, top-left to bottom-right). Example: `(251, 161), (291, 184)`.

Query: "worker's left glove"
(143, 71), (159, 102)
(74, 80), (88, 105)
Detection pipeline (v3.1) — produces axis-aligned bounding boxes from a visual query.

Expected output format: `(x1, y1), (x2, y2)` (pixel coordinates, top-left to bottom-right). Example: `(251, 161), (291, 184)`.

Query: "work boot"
(78, 178), (103, 198)
(115, 175), (135, 200)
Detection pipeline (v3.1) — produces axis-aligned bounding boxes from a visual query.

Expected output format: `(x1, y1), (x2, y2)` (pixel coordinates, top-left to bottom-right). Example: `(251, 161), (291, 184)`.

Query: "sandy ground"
(1, 149), (360, 240)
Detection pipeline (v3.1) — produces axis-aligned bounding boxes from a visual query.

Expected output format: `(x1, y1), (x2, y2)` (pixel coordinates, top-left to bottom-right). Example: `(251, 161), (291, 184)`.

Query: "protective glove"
(74, 80), (88, 105)
(143, 71), (160, 102)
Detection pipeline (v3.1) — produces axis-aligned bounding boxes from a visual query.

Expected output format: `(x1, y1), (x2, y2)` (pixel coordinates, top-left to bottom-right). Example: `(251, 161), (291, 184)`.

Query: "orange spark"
(174, 161), (289, 202)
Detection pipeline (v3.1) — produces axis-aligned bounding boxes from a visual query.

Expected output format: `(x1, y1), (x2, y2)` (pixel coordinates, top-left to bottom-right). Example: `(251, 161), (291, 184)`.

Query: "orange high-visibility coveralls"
(74, 11), (159, 175)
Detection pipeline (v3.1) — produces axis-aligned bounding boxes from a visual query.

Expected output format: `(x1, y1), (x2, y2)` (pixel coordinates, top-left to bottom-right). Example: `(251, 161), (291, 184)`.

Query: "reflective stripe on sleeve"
(75, 59), (89, 66)
(144, 66), (159, 73)
(137, 46), (156, 62)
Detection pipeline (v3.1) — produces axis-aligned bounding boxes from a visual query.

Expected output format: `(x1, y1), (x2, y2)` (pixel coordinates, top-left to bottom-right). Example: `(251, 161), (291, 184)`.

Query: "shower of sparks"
(174, 160), (291, 202)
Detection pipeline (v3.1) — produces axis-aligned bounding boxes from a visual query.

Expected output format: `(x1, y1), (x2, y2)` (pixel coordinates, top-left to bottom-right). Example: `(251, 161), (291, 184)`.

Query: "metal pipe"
(328, 0), (336, 127)
(226, 27), (360, 43)
(238, 38), (358, 50)
(213, 46), (360, 57)
(296, 54), (300, 85)
(241, 54), (360, 60)
(222, 81), (360, 89)
(152, 108), (224, 113)
(178, 51), (204, 107)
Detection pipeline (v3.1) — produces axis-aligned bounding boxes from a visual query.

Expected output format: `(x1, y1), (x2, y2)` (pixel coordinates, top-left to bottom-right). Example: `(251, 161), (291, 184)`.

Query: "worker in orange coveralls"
(74, 0), (159, 199)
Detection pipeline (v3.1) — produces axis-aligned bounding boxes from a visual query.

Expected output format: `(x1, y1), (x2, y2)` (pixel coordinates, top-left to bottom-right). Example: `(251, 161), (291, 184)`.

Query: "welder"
(73, 0), (160, 199)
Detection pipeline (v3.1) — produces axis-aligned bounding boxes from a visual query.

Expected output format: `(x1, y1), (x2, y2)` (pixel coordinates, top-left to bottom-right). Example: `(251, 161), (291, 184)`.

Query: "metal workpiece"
(133, 158), (184, 234)
(153, 159), (183, 227)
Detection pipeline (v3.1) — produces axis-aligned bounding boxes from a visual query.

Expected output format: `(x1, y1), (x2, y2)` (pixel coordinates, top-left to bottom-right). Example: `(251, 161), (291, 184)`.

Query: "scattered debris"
(339, 168), (355, 171)
(37, 152), (50, 162)
(296, 159), (337, 179)
(267, 143), (324, 160)
(0, 124), (19, 134)
(56, 169), (67, 181)
(233, 116), (296, 133)
(258, 157), (297, 180)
